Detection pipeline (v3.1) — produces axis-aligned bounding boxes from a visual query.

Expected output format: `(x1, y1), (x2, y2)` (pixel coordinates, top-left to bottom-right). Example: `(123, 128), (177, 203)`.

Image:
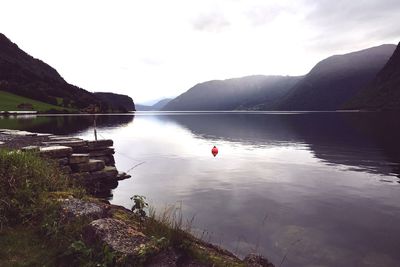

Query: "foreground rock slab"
(84, 218), (149, 258)
(61, 198), (109, 219)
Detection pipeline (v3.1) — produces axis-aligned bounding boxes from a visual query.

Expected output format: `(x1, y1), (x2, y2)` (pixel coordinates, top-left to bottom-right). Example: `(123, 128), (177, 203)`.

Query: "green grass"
(0, 226), (59, 267)
(0, 90), (74, 112)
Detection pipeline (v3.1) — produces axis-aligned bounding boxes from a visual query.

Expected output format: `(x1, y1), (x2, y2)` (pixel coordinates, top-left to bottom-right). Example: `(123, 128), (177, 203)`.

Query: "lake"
(1, 112), (400, 267)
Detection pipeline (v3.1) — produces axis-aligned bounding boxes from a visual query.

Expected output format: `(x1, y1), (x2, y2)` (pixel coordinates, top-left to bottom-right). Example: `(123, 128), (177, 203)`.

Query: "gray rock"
(91, 155), (115, 166)
(89, 166), (118, 181)
(34, 133), (53, 137)
(0, 141), (5, 145)
(61, 198), (109, 219)
(117, 172), (131, 180)
(69, 153), (90, 164)
(42, 140), (87, 148)
(73, 146), (89, 153)
(88, 140), (113, 150)
(40, 146), (73, 158)
(71, 159), (105, 172)
(48, 136), (82, 141)
(89, 147), (115, 157)
(84, 218), (149, 257)
(2, 130), (37, 136)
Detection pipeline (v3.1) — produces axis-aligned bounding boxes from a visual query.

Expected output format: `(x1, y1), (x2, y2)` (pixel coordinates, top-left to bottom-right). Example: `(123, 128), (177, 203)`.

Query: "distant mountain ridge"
(276, 44), (396, 110)
(0, 33), (134, 112)
(163, 44), (397, 111)
(162, 75), (302, 111)
(345, 42), (400, 110)
(136, 98), (172, 111)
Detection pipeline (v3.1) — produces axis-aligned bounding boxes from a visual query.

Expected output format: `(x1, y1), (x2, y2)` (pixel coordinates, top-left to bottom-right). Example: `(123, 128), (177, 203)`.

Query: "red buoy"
(211, 146), (218, 157)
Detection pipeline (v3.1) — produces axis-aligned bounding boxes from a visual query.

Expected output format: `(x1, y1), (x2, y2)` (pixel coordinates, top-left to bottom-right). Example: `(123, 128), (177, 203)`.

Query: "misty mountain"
(94, 92), (135, 112)
(0, 33), (131, 112)
(277, 44), (396, 110)
(136, 98), (172, 111)
(162, 75), (302, 111)
(345, 42), (400, 110)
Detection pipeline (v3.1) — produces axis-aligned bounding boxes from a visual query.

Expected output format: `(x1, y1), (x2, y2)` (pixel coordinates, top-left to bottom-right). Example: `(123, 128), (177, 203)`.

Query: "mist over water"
(2, 112), (400, 267)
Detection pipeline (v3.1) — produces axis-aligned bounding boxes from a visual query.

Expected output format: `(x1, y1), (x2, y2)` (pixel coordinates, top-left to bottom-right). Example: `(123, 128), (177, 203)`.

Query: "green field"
(0, 91), (74, 112)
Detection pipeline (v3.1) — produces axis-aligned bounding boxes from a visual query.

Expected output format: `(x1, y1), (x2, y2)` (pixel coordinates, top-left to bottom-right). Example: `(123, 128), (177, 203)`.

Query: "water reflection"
(165, 112), (400, 179)
(0, 114), (134, 135)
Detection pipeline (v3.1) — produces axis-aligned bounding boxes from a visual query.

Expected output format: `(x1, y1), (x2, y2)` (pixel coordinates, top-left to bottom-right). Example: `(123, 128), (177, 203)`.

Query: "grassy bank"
(0, 91), (75, 112)
(0, 150), (266, 266)
(0, 149), (87, 266)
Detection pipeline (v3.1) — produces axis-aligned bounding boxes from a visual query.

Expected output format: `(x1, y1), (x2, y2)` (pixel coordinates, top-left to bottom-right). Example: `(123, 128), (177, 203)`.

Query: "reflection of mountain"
(0, 114), (134, 135)
(166, 113), (400, 178)
(166, 113), (301, 145)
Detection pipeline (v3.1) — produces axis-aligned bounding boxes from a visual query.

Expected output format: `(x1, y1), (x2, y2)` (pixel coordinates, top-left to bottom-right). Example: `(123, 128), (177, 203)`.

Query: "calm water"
(2, 112), (400, 267)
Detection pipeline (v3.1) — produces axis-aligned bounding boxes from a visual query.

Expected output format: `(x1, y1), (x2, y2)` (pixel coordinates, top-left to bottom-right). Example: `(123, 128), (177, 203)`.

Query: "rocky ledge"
(60, 197), (274, 267)
(0, 129), (130, 196)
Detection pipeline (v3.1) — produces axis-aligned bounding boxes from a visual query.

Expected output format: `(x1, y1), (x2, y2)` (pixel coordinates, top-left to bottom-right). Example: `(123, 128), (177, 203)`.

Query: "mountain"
(0, 33), (131, 112)
(152, 98), (172, 110)
(136, 98), (172, 111)
(94, 92), (135, 112)
(276, 44), (397, 110)
(345, 42), (400, 110)
(162, 75), (302, 111)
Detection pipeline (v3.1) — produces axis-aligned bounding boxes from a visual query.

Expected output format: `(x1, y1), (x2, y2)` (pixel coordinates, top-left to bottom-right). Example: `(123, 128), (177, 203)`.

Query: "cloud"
(192, 12), (230, 32)
(303, 0), (400, 50)
(244, 3), (296, 26)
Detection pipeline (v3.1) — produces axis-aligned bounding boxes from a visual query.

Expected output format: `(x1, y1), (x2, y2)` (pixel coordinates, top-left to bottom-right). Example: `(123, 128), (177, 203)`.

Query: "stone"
(35, 133), (53, 137)
(71, 159), (105, 172)
(48, 136), (82, 141)
(2, 130), (37, 136)
(84, 218), (149, 258)
(73, 146), (89, 153)
(42, 140), (87, 148)
(91, 155), (115, 166)
(89, 147), (115, 157)
(40, 146), (73, 158)
(61, 198), (109, 219)
(89, 166), (118, 181)
(88, 139), (113, 150)
(243, 254), (275, 267)
(69, 153), (90, 164)
(117, 172), (131, 180)
(58, 157), (69, 166)
(0, 141), (4, 145)
(21, 145), (40, 152)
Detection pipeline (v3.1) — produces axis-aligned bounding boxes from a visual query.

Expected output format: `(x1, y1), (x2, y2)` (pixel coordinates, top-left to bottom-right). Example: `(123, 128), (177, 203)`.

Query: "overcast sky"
(1, 0), (399, 104)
